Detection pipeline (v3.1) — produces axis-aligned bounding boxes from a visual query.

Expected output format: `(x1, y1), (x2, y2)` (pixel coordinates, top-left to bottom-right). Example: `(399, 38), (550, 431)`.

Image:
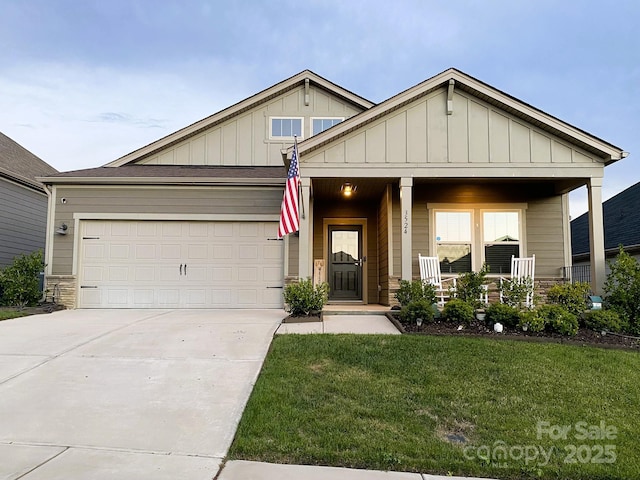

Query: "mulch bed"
(387, 312), (640, 351)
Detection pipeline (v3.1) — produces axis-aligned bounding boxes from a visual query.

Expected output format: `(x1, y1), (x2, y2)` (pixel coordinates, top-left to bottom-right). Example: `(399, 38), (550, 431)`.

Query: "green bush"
(486, 303), (520, 328)
(400, 299), (435, 325)
(547, 281), (590, 317)
(518, 309), (547, 333)
(603, 247), (640, 334)
(283, 278), (329, 316)
(583, 309), (626, 333)
(499, 277), (534, 309)
(395, 280), (437, 307)
(0, 250), (44, 308)
(442, 299), (475, 325)
(455, 264), (489, 308)
(521, 305), (578, 336)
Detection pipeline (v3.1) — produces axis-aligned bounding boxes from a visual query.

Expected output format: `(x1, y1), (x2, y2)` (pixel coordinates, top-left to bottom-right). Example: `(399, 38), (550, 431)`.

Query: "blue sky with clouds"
(1, 0), (638, 217)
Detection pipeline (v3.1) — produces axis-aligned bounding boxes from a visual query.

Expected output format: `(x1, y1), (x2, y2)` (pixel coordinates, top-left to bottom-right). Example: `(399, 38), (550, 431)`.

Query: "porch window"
(312, 117), (344, 135)
(270, 117), (303, 139)
(432, 208), (524, 274)
(435, 211), (472, 273)
(483, 211), (520, 274)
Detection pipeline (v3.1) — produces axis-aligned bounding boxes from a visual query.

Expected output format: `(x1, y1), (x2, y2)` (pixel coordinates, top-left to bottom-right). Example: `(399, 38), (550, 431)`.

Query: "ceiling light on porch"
(341, 182), (357, 197)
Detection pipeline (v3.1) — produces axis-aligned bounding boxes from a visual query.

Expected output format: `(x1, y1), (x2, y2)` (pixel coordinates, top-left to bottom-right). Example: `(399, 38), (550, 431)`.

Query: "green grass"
(229, 335), (640, 479)
(0, 309), (28, 321)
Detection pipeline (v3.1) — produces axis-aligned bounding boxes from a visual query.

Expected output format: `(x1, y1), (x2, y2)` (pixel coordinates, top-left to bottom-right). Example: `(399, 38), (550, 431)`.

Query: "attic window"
(312, 117), (344, 135)
(270, 117), (303, 139)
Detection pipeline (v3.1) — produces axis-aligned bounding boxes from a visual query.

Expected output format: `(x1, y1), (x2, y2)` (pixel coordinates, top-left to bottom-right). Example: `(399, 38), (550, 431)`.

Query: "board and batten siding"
(526, 196), (566, 278)
(302, 87), (600, 172)
(51, 186), (282, 275)
(137, 84), (363, 167)
(0, 178), (47, 267)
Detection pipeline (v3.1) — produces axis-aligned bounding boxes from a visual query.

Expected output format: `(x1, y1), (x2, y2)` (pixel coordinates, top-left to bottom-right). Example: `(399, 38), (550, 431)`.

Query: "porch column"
(298, 177), (312, 279)
(587, 177), (606, 294)
(400, 177), (413, 281)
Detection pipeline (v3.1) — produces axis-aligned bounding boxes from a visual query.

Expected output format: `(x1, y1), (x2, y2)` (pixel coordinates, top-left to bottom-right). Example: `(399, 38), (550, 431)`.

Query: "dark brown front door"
(328, 225), (362, 300)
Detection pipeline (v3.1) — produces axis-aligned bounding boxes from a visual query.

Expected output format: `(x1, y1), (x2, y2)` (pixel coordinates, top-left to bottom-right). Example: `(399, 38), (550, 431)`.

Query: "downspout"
(42, 183), (55, 302)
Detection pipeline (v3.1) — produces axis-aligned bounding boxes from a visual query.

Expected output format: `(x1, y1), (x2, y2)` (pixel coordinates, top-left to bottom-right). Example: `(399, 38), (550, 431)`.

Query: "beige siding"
(138, 84), (364, 167)
(303, 87), (600, 171)
(392, 186), (401, 275)
(51, 186), (282, 275)
(526, 196), (565, 278)
(287, 235), (299, 278)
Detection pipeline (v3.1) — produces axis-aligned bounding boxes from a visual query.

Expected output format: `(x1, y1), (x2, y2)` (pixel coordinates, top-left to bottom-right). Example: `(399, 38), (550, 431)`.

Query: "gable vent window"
(270, 117), (303, 139)
(312, 117), (344, 135)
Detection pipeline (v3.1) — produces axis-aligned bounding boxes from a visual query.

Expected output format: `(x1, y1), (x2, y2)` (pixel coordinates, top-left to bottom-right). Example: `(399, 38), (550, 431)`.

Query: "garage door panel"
(79, 220), (283, 308)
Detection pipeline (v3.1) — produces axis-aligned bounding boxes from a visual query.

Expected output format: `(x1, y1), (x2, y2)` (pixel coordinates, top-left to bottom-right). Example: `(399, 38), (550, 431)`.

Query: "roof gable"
(106, 70), (374, 168)
(0, 132), (58, 191)
(296, 68), (625, 163)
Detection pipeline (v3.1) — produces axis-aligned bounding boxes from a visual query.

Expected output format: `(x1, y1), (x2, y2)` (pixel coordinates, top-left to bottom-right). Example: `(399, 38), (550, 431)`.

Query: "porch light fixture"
(55, 223), (68, 235)
(341, 182), (357, 197)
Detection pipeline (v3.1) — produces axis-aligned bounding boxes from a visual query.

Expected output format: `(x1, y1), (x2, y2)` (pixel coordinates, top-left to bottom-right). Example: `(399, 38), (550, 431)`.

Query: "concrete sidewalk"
(218, 460), (499, 480)
(275, 314), (400, 334)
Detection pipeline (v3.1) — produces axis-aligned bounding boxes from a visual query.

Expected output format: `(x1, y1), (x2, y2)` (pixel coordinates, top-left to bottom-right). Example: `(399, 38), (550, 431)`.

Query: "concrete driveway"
(0, 309), (283, 480)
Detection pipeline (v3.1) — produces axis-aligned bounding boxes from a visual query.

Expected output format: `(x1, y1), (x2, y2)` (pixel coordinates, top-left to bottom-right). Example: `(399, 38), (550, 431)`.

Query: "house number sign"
(403, 210), (409, 234)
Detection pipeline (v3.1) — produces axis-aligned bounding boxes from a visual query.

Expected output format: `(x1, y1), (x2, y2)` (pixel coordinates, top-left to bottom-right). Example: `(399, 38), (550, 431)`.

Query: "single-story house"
(39, 68), (627, 309)
(0, 132), (58, 267)
(571, 181), (640, 282)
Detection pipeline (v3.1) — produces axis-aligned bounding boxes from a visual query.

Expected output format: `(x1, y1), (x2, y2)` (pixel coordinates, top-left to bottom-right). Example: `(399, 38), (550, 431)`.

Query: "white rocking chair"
(418, 254), (457, 307)
(500, 254), (536, 308)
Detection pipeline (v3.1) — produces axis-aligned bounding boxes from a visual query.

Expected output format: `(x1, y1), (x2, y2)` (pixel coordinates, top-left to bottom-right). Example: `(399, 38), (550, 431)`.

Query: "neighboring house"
(39, 69), (626, 309)
(571, 181), (640, 282)
(0, 132), (58, 267)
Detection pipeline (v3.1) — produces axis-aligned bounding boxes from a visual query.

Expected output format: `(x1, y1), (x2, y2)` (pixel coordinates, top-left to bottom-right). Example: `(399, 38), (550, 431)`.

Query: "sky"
(1, 0), (638, 218)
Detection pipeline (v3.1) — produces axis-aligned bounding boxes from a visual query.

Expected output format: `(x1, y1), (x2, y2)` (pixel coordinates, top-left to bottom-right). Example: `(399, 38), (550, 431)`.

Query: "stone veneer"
(44, 275), (76, 309)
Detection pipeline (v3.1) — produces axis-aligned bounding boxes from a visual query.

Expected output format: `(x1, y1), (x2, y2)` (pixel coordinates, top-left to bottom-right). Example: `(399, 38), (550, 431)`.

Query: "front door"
(328, 225), (363, 301)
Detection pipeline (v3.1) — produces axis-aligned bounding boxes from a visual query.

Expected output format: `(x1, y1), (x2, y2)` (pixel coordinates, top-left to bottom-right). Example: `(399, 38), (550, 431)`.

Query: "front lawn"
(0, 309), (28, 321)
(229, 335), (639, 479)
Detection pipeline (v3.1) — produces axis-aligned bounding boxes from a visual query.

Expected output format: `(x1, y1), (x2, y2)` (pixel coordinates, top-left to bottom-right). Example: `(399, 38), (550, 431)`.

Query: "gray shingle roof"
(40, 164), (286, 182)
(571, 181), (640, 255)
(0, 132), (58, 190)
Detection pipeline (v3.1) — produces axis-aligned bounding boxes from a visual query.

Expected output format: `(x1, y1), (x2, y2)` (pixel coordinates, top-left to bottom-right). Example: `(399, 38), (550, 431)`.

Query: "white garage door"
(78, 220), (284, 308)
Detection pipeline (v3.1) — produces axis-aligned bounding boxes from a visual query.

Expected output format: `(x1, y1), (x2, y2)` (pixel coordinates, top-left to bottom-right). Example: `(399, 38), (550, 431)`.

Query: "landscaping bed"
(388, 313), (640, 350)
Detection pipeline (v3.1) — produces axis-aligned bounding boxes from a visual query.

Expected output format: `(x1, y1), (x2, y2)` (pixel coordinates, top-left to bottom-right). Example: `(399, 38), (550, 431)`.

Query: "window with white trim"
(435, 211), (472, 273)
(433, 208), (523, 274)
(482, 211), (521, 274)
(270, 117), (303, 139)
(312, 117), (344, 135)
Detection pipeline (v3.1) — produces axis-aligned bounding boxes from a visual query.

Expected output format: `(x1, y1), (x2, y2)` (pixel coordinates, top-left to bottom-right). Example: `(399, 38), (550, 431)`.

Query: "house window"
(270, 117), (303, 139)
(312, 117), (344, 135)
(435, 211), (472, 273)
(432, 208), (524, 274)
(483, 211), (521, 274)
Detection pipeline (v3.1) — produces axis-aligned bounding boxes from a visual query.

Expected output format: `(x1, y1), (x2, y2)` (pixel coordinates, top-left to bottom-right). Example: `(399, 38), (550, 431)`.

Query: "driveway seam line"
(0, 310), (177, 386)
(13, 446), (69, 480)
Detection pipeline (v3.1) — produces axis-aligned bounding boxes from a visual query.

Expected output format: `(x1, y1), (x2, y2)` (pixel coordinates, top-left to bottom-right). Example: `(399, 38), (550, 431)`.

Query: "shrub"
(518, 309), (546, 333)
(455, 264), (489, 308)
(533, 305), (579, 336)
(486, 303), (520, 328)
(395, 280), (437, 307)
(442, 299), (475, 325)
(583, 310), (626, 333)
(547, 281), (590, 317)
(499, 277), (534, 309)
(603, 247), (640, 334)
(0, 250), (44, 308)
(400, 299), (435, 325)
(283, 278), (329, 316)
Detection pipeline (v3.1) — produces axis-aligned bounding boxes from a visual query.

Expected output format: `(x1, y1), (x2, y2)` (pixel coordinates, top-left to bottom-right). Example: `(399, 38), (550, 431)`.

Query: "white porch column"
(587, 177), (606, 294)
(400, 177), (413, 281)
(298, 178), (312, 279)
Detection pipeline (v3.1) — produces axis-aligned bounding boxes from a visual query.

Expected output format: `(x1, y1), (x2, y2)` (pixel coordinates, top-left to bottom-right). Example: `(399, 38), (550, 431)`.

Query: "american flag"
(277, 139), (300, 238)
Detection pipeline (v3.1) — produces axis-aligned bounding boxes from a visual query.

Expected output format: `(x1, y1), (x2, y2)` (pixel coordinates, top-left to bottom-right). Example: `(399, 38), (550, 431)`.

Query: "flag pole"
(295, 136), (305, 220)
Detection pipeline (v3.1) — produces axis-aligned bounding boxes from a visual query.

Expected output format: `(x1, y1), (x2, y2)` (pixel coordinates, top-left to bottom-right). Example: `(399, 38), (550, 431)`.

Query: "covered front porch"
(288, 175), (608, 305)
